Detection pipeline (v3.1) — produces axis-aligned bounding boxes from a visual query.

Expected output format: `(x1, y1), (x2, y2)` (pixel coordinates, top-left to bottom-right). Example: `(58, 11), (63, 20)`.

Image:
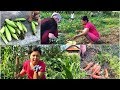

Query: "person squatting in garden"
(74, 16), (100, 46)
(16, 46), (46, 79)
(41, 12), (61, 44)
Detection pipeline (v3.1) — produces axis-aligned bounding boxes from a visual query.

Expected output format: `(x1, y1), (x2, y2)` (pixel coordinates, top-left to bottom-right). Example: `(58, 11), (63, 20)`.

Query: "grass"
(41, 11), (119, 44)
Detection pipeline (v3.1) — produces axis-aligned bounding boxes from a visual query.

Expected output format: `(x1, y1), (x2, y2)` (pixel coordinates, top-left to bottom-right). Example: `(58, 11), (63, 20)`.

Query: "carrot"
(92, 65), (101, 75)
(91, 63), (99, 72)
(104, 68), (109, 78)
(96, 72), (101, 75)
(92, 75), (104, 79)
(95, 65), (101, 74)
(83, 62), (94, 70)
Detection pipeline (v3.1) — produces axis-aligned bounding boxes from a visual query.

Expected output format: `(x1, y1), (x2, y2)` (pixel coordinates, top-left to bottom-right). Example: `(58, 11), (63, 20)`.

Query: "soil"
(73, 27), (119, 44)
(80, 47), (118, 79)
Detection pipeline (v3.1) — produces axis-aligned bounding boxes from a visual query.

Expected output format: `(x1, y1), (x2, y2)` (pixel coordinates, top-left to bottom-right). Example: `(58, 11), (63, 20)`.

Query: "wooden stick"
(14, 56), (19, 79)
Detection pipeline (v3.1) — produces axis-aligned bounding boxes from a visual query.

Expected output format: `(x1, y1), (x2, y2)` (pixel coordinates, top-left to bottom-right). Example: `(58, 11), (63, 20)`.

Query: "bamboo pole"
(14, 55), (19, 79)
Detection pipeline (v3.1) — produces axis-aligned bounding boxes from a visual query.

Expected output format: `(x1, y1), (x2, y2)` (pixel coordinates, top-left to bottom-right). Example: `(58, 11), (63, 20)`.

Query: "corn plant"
(1, 45), (119, 79)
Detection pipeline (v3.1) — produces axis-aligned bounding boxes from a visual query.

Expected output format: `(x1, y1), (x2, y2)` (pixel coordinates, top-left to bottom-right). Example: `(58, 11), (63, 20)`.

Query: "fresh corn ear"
(5, 26), (12, 41)
(32, 21), (38, 26)
(6, 24), (16, 33)
(16, 28), (21, 35)
(0, 26), (5, 34)
(31, 21), (36, 35)
(16, 22), (23, 31)
(0, 32), (8, 44)
(14, 18), (26, 21)
(11, 33), (19, 40)
(21, 23), (27, 32)
(5, 19), (17, 28)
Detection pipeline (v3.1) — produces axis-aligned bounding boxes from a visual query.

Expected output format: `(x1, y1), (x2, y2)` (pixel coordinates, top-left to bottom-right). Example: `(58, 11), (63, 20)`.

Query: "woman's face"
(81, 20), (87, 25)
(54, 18), (59, 23)
(30, 51), (40, 65)
(53, 16), (60, 23)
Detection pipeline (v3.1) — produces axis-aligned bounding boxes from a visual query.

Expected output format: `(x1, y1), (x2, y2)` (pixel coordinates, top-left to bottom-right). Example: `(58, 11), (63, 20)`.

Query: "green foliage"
(1, 45), (119, 79)
(1, 45), (29, 79)
(41, 11), (119, 44)
(1, 46), (15, 79)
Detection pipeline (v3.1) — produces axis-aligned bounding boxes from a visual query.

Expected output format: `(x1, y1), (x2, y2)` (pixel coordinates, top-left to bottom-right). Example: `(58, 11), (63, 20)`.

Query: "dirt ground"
(80, 47), (117, 79)
(100, 28), (119, 44)
(73, 27), (119, 44)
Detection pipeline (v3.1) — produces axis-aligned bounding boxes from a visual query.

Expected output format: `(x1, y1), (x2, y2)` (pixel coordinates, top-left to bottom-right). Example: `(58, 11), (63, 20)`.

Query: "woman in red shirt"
(74, 16), (100, 46)
(16, 46), (46, 79)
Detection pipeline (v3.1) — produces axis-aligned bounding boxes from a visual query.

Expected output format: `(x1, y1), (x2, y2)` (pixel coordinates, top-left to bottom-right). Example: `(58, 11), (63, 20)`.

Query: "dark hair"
(81, 16), (89, 22)
(28, 46), (41, 55)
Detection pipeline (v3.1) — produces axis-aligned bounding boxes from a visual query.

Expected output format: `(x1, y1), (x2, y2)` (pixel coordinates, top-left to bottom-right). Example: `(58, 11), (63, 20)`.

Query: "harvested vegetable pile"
(0, 18), (38, 44)
(0, 11), (40, 45)
(80, 45), (120, 79)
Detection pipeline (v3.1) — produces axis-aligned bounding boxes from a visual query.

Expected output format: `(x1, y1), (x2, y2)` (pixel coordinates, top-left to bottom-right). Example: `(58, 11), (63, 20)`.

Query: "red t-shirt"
(84, 22), (100, 38)
(22, 60), (46, 79)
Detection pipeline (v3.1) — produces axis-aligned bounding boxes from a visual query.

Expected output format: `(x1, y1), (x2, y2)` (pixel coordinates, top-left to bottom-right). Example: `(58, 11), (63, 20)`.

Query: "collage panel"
(79, 44), (120, 79)
(1, 44), (119, 79)
(40, 11), (119, 45)
(1, 45), (83, 79)
(0, 11), (40, 45)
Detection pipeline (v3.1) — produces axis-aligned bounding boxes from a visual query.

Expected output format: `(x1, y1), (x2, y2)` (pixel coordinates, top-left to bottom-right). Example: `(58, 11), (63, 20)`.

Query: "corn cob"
(0, 32), (8, 44)
(32, 21), (38, 26)
(6, 24), (16, 33)
(11, 33), (19, 40)
(14, 18), (26, 21)
(5, 26), (12, 41)
(31, 21), (36, 35)
(15, 28), (21, 35)
(0, 26), (5, 34)
(21, 23), (27, 32)
(16, 21), (23, 31)
(5, 19), (17, 28)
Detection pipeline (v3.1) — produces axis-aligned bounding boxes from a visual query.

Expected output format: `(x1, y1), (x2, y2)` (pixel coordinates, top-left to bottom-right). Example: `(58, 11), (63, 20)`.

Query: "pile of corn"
(0, 18), (38, 44)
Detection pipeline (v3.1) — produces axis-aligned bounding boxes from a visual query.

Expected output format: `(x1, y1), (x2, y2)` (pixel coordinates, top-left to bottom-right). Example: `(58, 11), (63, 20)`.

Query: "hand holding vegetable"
(33, 65), (42, 72)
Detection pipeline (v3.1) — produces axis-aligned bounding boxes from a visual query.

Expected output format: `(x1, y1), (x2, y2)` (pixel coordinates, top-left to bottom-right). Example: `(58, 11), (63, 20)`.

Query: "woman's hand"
(14, 73), (20, 79)
(48, 33), (56, 39)
(73, 35), (80, 40)
(33, 65), (41, 79)
(14, 69), (26, 79)
(75, 30), (83, 33)
(33, 65), (42, 72)
(33, 65), (45, 79)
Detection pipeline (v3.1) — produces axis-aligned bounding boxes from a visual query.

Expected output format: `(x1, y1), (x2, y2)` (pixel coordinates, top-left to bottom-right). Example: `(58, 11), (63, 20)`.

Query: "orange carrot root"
(84, 62), (94, 70)
(104, 68), (109, 78)
(92, 75), (104, 79)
